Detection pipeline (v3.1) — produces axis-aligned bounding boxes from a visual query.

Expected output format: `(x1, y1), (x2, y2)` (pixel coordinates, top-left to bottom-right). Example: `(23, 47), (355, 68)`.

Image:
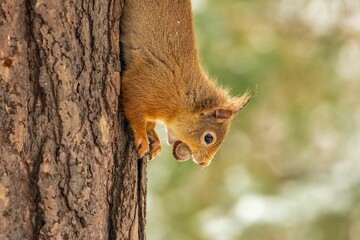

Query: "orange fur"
(121, 0), (250, 166)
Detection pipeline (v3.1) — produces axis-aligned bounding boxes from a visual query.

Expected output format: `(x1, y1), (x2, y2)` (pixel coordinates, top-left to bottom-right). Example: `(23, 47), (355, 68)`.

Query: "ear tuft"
(232, 92), (251, 113)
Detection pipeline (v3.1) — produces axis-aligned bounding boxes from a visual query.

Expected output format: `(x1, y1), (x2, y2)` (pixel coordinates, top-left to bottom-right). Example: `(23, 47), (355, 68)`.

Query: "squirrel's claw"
(135, 136), (162, 160)
(135, 136), (150, 158)
(147, 129), (162, 160)
(149, 141), (162, 160)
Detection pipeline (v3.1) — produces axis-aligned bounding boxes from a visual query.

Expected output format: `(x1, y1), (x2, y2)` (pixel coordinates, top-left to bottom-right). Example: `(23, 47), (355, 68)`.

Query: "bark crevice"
(29, 139), (45, 238)
(26, 0), (47, 236)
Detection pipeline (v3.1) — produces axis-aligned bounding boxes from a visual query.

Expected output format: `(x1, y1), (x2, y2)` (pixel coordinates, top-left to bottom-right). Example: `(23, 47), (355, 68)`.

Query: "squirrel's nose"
(199, 160), (211, 168)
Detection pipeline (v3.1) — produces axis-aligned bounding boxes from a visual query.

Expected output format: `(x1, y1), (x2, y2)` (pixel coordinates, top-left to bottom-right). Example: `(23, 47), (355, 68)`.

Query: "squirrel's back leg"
(147, 121), (162, 159)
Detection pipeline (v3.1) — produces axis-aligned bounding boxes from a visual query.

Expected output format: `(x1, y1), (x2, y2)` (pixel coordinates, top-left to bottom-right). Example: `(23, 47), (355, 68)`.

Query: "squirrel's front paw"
(147, 129), (162, 160)
(149, 141), (162, 160)
(135, 136), (150, 158)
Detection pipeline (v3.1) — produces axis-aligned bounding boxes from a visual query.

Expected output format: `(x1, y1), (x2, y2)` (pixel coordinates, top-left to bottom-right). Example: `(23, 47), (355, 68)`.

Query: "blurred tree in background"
(147, 0), (360, 239)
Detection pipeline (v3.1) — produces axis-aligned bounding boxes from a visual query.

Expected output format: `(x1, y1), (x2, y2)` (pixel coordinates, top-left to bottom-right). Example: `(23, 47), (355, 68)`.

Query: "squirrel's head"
(167, 92), (250, 167)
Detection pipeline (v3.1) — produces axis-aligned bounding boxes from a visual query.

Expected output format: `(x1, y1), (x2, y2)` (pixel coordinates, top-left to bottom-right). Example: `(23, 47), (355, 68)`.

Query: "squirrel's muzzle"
(194, 157), (212, 168)
(172, 140), (213, 167)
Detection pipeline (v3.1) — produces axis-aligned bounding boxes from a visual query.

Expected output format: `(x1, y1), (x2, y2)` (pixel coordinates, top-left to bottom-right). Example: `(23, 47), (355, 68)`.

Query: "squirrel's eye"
(204, 133), (214, 144)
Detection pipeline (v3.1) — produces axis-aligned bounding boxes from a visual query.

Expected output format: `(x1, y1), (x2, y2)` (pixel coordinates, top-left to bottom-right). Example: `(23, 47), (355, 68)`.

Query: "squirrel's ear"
(201, 108), (234, 123)
(201, 108), (232, 122)
(214, 109), (233, 120)
(200, 93), (250, 122)
(231, 93), (251, 113)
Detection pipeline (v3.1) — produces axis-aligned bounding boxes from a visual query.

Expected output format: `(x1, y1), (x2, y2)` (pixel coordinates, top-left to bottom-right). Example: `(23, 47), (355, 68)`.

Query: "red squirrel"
(121, 0), (250, 167)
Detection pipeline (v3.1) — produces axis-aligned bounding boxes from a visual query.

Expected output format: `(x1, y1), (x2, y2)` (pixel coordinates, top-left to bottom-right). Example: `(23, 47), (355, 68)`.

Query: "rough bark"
(0, 0), (146, 239)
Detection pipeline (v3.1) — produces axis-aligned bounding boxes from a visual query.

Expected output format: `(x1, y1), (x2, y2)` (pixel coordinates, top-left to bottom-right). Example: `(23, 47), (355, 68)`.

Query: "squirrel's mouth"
(166, 128), (212, 167)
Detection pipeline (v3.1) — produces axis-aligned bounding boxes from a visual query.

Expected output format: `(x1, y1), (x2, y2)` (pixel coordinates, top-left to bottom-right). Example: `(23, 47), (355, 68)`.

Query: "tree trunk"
(0, 0), (147, 239)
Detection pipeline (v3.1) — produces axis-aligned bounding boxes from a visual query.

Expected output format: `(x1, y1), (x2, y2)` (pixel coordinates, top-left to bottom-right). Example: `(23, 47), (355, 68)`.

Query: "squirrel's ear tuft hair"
(231, 92), (251, 113)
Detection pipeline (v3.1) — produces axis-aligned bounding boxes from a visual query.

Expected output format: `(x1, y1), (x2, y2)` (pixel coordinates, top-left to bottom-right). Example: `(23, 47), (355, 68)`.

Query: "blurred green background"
(147, 0), (360, 239)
